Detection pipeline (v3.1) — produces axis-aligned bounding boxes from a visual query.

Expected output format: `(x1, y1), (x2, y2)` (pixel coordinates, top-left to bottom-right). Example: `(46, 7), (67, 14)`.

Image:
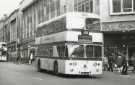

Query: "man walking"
(121, 56), (128, 75)
(108, 55), (114, 72)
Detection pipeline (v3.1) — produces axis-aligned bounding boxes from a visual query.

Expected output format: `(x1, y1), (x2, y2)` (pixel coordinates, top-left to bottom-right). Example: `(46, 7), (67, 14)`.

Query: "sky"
(0, 0), (22, 18)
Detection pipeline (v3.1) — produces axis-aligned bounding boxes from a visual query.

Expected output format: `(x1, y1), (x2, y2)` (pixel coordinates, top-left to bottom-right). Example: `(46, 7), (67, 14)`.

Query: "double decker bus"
(35, 12), (103, 76)
(0, 42), (8, 61)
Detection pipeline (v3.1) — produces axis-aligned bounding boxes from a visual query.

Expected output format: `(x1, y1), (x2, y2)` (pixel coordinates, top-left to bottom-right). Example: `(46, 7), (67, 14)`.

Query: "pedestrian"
(20, 52), (23, 64)
(7, 52), (9, 61)
(103, 56), (108, 71)
(29, 53), (33, 64)
(116, 55), (123, 72)
(121, 56), (128, 75)
(108, 55), (114, 72)
(16, 56), (20, 64)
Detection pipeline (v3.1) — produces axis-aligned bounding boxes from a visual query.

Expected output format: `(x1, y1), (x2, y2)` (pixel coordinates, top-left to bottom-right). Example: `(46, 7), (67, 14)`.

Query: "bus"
(35, 12), (103, 76)
(0, 42), (8, 61)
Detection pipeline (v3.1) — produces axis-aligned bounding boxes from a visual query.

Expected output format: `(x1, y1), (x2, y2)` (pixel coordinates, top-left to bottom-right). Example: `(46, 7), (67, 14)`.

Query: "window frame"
(110, 0), (135, 15)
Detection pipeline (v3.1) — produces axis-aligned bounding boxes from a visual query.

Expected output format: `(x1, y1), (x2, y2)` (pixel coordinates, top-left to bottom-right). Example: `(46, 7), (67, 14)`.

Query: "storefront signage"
(102, 21), (135, 31)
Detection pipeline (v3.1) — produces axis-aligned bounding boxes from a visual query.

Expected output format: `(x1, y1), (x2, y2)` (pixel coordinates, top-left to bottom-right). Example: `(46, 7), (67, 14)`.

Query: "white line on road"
(120, 75), (135, 79)
(32, 77), (43, 80)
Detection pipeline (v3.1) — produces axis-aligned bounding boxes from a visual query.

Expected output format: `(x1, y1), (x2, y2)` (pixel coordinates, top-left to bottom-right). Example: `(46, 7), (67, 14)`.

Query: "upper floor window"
(111, 0), (135, 14)
(74, 0), (93, 13)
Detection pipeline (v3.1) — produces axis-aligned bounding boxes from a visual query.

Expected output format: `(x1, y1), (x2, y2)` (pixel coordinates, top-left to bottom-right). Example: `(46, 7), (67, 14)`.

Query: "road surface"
(0, 62), (135, 85)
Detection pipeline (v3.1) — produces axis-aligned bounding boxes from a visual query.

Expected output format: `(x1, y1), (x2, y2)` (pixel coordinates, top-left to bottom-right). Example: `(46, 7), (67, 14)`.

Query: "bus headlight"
(93, 62), (97, 67)
(93, 62), (100, 67)
(97, 63), (100, 66)
(69, 62), (77, 66)
(70, 69), (74, 72)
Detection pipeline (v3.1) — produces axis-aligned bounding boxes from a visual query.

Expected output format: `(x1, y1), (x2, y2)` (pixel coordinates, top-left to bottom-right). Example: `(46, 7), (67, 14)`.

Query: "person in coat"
(121, 56), (128, 75)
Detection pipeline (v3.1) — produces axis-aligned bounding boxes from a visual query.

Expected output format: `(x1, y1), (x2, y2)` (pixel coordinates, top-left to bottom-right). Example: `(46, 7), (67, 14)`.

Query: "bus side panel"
(40, 58), (55, 71)
(57, 60), (66, 74)
(40, 58), (66, 74)
(39, 58), (67, 74)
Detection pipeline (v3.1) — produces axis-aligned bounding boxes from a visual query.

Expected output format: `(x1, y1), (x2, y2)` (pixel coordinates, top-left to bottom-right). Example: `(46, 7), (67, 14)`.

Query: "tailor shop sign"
(102, 21), (135, 31)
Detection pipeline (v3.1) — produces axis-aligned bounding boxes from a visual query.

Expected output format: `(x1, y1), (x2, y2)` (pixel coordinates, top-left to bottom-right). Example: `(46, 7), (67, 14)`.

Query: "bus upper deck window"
(86, 18), (100, 30)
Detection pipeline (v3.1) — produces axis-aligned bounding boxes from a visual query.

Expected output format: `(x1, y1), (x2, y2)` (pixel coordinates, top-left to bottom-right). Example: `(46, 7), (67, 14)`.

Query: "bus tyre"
(54, 62), (58, 74)
(37, 60), (41, 72)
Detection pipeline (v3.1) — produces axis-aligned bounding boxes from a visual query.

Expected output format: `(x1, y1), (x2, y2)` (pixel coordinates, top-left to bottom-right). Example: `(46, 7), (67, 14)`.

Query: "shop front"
(103, 21), (135, 66)
(104, 33), (135, 66)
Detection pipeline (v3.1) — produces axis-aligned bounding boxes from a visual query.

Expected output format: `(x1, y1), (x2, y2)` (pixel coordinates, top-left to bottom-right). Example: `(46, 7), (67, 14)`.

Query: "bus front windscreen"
(86, 45), (102, 58)
(69, 45), (84, 58)
(68, 45), (102, 59)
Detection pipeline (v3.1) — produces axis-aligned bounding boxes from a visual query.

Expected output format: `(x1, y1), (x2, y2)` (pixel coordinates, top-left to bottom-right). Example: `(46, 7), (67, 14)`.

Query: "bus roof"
(37, 12), (100, 29)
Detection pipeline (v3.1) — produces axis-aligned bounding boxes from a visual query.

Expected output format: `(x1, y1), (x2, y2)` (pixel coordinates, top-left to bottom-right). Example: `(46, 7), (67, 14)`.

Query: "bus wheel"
(54, 62), (58, 74)
(37, 60), (41, 72)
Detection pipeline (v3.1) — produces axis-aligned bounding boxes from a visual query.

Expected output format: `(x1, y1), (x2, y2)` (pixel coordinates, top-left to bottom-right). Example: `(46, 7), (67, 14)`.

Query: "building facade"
(100, 0), (135, 65)
(19, 0), (37, 62)
(6, 9), (21, 61)
(0, 16), (9, 43)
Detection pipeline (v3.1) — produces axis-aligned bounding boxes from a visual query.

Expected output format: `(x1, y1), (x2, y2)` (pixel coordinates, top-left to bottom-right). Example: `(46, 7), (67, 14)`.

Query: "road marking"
(32, 77), (43, 80)
(120, 75), (135, 79)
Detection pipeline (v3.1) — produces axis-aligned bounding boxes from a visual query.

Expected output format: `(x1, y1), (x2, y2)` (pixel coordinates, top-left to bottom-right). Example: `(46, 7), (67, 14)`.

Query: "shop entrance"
(128, 45), (135, 66)
(104, 32), (135, 66)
